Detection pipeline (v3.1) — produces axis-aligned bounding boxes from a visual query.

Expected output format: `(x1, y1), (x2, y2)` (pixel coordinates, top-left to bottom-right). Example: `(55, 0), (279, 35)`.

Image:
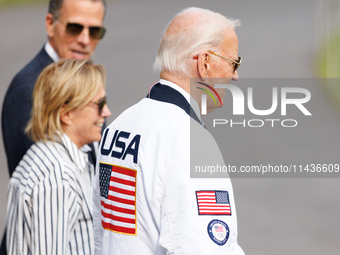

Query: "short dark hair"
(48, 0), (107, 20)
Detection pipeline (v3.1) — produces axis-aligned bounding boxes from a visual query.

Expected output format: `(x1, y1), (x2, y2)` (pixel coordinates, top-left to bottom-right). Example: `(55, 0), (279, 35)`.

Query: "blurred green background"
(317, 31), (340, 78)
(317, 30), (340, 109)
(314, 0), (340, 109)
(0, 0), (46, 7)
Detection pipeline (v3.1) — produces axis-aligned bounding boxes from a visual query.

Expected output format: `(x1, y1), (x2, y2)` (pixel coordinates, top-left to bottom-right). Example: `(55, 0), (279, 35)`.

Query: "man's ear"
(46, 13), (55, 38)
(197, 53), (210, 79)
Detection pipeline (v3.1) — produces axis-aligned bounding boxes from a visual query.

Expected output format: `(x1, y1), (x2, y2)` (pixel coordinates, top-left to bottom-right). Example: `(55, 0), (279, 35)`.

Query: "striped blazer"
(6, 133), (95, 255)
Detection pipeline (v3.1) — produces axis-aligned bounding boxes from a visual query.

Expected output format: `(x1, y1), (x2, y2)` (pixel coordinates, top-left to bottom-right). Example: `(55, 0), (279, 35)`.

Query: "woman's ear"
(60, 105), (72, 126)
(197, 52), (210, 79)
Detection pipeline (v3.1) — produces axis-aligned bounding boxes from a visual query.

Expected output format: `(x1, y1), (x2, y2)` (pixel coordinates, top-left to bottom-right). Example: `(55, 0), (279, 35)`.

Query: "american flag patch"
(196, 191), (231, 215)
(99, 162), (137, 235)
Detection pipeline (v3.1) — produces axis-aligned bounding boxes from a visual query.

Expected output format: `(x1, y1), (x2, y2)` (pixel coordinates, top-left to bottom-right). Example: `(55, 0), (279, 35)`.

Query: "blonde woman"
(6, 59), (111, 255)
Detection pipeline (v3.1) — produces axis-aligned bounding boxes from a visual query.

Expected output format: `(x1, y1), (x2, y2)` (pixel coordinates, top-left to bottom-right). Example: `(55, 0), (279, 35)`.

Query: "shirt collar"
(59, 133), (89, 172)
(159, 79), (202, 122)
(45, 42), (60, 63)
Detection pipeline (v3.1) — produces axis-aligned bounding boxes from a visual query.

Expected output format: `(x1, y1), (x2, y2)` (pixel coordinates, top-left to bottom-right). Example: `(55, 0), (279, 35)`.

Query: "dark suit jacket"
(2, 46), (54, 177)
(2, 46), (98, 177)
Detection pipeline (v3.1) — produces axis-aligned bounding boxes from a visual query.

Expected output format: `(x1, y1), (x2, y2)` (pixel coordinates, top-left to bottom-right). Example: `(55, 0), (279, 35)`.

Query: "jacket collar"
(147, 81), (202, 125)
(59, 133), (89, 172)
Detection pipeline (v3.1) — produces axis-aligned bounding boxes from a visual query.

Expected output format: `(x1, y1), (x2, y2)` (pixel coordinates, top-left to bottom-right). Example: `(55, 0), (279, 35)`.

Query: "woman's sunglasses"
(91, 97), (107, 115)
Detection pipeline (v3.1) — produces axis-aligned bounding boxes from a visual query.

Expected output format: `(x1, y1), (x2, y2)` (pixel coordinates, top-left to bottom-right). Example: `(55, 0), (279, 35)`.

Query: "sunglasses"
(208, 51), (242, 73)
(64, 22), (106, 40)
(91, 96), (107, 115)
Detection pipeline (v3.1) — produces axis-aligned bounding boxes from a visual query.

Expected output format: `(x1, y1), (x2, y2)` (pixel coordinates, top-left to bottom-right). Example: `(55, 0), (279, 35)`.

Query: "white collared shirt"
(45, 42), (60, 63)
(7, 133), (95, 255)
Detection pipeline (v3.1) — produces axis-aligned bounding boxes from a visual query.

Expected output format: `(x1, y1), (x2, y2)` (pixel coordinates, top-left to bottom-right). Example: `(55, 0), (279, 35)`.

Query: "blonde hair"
(26, 59), (106, 142)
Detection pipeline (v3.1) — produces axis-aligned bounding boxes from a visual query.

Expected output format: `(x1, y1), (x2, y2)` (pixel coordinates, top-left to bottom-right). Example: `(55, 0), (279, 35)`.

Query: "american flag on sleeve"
(196, 190), (231, 215)
(99, 162), (137, 235)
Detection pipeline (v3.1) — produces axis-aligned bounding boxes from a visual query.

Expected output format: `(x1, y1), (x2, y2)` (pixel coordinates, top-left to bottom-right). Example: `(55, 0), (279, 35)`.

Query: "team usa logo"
(207, 219), (230, 246)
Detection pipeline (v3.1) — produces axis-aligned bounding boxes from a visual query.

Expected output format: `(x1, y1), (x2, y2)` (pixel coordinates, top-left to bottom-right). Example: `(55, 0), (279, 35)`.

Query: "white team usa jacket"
(93, 87), (245, 255)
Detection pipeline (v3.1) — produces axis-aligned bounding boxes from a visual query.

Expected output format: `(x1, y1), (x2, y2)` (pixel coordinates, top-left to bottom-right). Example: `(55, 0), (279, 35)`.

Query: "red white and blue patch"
(196, 190), (231, 215)
(99, 162), (137, 236)
(207, 219), (229, 246)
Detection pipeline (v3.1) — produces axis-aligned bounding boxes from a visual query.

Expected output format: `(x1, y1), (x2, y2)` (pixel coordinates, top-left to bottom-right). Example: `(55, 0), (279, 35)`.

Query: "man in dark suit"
(2, 0), (106, 177)
(1, 0), (106, 253)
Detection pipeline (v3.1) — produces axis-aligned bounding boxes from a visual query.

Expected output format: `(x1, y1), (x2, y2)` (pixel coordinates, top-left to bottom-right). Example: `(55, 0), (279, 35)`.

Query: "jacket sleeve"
(6, 179), (22, 255)
(159, 131), (245, 255)
(2, 83), (34, 176)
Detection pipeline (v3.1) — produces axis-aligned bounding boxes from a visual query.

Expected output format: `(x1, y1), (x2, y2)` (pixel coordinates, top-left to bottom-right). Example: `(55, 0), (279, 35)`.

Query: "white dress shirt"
(45, 42), (60, 63)
(7, 133), (95, 255)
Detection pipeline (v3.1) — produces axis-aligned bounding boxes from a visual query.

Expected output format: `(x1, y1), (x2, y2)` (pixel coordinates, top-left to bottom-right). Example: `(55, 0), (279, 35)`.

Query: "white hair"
(153, 7), (241, 78)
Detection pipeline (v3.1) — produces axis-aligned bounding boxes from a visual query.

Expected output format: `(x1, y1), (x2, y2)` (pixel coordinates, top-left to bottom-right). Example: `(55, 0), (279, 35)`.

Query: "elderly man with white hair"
(93, 7), (244, 255)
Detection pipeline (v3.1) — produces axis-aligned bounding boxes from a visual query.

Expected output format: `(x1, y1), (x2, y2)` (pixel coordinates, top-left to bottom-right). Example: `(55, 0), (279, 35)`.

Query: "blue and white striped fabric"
(6, 133), (95, 255)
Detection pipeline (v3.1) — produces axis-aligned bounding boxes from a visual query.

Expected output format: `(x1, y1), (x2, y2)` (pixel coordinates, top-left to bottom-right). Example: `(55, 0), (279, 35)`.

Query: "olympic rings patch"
(207, 219), (229, 246)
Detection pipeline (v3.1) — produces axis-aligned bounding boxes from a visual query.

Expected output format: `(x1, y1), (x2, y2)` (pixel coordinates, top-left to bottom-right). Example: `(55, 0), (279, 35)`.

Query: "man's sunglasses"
(65, 22), (106, 40)
(91, 97), (107, 115)
(208, 51), (242, 73)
